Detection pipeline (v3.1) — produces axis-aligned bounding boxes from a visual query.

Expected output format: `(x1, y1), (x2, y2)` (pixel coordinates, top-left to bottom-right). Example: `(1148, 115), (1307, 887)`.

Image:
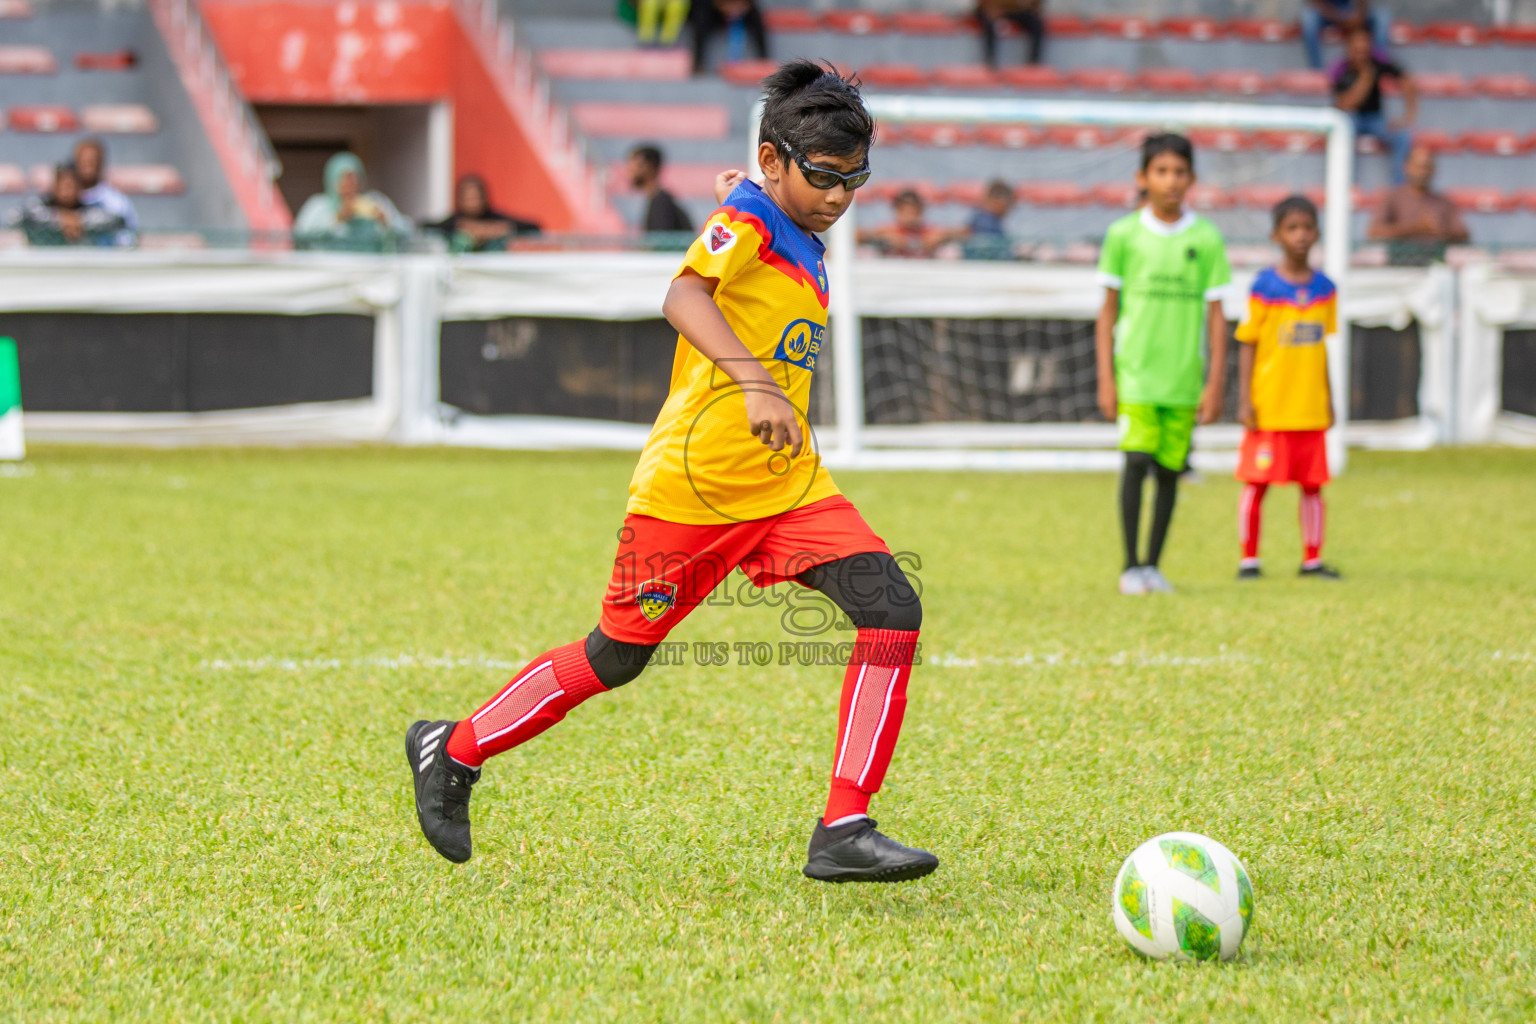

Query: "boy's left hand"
(1198, 384), (1224, 426)
(714, 170), (749, 205)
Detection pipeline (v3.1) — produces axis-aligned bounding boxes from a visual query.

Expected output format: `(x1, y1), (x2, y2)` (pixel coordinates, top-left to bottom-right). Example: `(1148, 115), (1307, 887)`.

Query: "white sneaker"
(1119, 568), (1148, 595)
(1141, 566), (1176, 593)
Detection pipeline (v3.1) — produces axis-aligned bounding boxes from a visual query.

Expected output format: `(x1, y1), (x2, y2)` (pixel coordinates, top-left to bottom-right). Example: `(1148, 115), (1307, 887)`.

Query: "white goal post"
(750, 95), (1357, 472)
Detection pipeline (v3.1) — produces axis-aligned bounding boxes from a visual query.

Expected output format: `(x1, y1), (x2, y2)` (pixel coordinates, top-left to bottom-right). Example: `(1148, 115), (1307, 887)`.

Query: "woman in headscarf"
(6, 163), (127, 246)
(422, 174), (539, 253)
(293, 152), (412, 252)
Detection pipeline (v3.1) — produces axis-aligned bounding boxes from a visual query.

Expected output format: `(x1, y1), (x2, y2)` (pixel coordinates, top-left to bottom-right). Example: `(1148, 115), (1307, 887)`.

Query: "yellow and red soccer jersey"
(627, 180), (841, 524)
(1235, 267), (1337, 432)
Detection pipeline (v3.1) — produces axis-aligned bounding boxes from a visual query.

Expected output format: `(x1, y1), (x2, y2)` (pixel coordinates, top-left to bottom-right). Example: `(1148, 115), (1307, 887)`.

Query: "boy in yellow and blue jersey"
(1236, 195), (1342, 580)
(404, 60), (939, 884)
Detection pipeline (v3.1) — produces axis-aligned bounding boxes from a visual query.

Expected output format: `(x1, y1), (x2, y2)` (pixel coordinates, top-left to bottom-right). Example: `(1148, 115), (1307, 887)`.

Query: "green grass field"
(2, 445), (1534, 1022)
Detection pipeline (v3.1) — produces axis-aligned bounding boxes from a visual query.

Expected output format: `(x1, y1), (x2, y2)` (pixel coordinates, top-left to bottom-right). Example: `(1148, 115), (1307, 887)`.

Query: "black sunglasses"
(778, 138), (872, 192)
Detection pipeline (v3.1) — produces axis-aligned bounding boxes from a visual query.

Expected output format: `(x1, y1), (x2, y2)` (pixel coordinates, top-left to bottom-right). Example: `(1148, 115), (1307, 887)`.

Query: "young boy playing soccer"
(1235, 195), (1342, 580)
(1096, 133), (1232, 595)
(404, 60), (939, 884)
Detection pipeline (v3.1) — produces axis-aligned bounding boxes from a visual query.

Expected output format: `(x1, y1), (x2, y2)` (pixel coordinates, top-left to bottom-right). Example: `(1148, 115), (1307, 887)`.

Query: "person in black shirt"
(1330, 26), (1416, 184)
(423, 174), (540, 253)
(628, 144), (694, 234)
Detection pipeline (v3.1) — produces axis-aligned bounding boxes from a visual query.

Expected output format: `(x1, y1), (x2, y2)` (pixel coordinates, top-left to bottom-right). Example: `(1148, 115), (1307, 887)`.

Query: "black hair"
(893, 189), (923, 208)
(759, 58), (875, 161)
(75, 136), (106, 164)
(1140, 132), (1194, 173)
(1272, 194), (1319, 229)
(985, 178), (1014, 202)
(630, 144), (664, 172)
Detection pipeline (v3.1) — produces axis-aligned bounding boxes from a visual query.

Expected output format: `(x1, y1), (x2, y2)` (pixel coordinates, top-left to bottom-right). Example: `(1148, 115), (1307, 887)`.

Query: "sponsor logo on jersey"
(1279, 321), (1325, 347)
(774, 319), (824, 371)
(637, 579), (678, 621)
(706, 223), (737, 255)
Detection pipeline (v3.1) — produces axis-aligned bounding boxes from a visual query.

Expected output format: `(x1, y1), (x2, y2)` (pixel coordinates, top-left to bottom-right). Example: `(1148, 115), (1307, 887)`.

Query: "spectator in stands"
(293, 152), (412, 252)
(1330, 26), (1414, 185)
(72, 138), (138, 247)
(860, 190), (947, 259)
(423, 174), (539, 253)
(1302, 0), (1391, 70)
(628, 144), (694, 233)
(690, 0), (768, 75)
(1368, 145), (1470, 265)
(961, 179), (1016, 259)
(632, 0), (688, 47)
(975, 0), (1045, 68)
(6, 163), (126, 247)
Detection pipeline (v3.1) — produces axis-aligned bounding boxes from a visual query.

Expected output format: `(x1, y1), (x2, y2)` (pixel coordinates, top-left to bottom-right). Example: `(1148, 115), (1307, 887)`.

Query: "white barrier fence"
(1, 249), (1530, 457)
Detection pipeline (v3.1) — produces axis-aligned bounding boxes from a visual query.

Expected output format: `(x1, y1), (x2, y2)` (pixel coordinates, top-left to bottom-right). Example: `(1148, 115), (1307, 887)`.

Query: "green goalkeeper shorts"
(1118, 403), (1196, 471)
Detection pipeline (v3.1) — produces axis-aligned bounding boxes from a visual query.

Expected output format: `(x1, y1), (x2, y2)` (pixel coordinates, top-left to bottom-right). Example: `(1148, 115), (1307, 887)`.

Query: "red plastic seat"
(1491, 25), (1536, 45)
(975, 124), (1042, 149)
(1187, 128), (1255, 153)
(901, 123), (975, 148)
(570, 102), (729, 139)
(1405, 72), (1472, 98)
(942, 181), (987, 206)
(1226, 19), (1298, 43)
(1157, 17), (1223, 41)
(1255, 130), (1326, 153)
(539, 48), (689, 81)
(1411, 130), (1461, 153)
(0, 0), (32, 17)
(1044, 15), (1092, 37)
(762, 8), (818, 33)
(1514, 190), (1536, 213)
(7, 105), (76, 132)
(1388, 22), (1422, 45)
(0, 45), (55, 74)
(1207, 69), (1271, 96)
(1460, 130), (1531, 156)
(1068, 67), (1133, 93)
(931, 64), (999, 89)
(108, 165), (185, 195)
(1232, 184), (1295, 210)
(823, 10), (886, 35)
(1017, 181), (1091, 206)
(1042, 124), (1114, 150)
(82, 103), (157, 133)
(1473, 73), (1534, 99)
(997, 65), (1068, 90)
(1091, 15), (1156, 40)
(1356, 135), (1383, 156)
(1090, 182), (1139, 208)
(1421, 22), (1485, 46)
(1187, 185), (1232, 211)
(1272, 69), (1330, 96)
(858, 64), (929, 88)
(0, 164), (24, 192)
(718, 59), (778, 87)
(1138, 68), (1206, 93)
(1445, 188), (1516, 213)
(74, 49), (136, 71)
(890, 12), (967, 35)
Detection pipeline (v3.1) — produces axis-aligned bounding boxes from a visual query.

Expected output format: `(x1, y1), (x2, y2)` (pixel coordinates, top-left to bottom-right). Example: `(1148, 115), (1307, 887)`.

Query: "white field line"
(927, 649), (1260, 669)
(198, 653), (519, 672)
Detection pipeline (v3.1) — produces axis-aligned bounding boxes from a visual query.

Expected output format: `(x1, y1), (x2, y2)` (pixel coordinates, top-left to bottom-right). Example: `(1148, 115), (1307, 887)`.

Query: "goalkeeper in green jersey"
(1095, 133), (1232, 595)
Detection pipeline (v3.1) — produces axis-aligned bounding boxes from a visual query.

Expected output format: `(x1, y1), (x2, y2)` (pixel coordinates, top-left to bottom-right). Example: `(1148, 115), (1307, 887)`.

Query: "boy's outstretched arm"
(1200, 299), (1228, 425)
(663, 268), (804, 456)
(1095, 288), (1119, 421)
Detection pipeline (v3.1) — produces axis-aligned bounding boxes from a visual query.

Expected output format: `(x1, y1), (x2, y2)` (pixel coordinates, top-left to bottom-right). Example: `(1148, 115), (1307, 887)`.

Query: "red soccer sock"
(1300, 486), (1325, 564)
(444, 640), (608, 767)
(1239, 482), (1267, 562)
(823, 628), (919, 824)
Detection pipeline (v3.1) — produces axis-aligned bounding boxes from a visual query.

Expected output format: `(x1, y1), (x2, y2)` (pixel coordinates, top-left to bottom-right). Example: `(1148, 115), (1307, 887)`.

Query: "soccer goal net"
(750, 94), (1358, 471)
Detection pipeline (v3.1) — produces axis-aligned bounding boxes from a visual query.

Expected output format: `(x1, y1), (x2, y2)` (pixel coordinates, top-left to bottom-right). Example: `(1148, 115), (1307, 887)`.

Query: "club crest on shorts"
(637, 578), (678, 621)
(1255, 443), (1275, 471)
(706, 223), (737, 255)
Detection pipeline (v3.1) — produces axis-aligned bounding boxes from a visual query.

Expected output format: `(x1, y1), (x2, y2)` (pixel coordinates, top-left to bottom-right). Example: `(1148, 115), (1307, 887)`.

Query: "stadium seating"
(0, 46), (57, 74)
(570, 102), (730, 139)
(8, 106), (80, 133)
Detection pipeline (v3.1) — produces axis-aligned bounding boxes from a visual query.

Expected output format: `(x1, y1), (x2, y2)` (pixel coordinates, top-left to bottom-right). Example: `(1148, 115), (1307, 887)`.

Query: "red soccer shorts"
(598, 495), (890, 644)
(1237, 429), (1330, 488)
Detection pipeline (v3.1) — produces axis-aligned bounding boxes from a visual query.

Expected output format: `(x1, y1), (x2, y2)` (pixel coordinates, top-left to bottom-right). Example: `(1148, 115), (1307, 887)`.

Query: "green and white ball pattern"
(1112, 831), (1254, 961)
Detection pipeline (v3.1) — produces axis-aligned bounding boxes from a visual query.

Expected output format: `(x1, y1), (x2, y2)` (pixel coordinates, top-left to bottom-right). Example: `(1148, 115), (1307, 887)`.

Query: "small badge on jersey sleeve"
(706, 222), (737, 255)
(775, 318), (824, 371)
(637, 579), (678, 621)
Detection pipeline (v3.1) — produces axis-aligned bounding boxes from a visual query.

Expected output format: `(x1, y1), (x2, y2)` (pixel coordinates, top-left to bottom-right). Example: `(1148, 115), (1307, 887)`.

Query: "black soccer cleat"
(406, 719), (480, 863)
(802, 817), (939, 884)
(1237, 564), (1263, 580)
(1299, 562), (1343, 580)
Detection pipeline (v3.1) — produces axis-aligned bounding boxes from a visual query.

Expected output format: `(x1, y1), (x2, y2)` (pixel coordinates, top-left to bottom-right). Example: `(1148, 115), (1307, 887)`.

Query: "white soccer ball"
(1111, 831), (1254, 961)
